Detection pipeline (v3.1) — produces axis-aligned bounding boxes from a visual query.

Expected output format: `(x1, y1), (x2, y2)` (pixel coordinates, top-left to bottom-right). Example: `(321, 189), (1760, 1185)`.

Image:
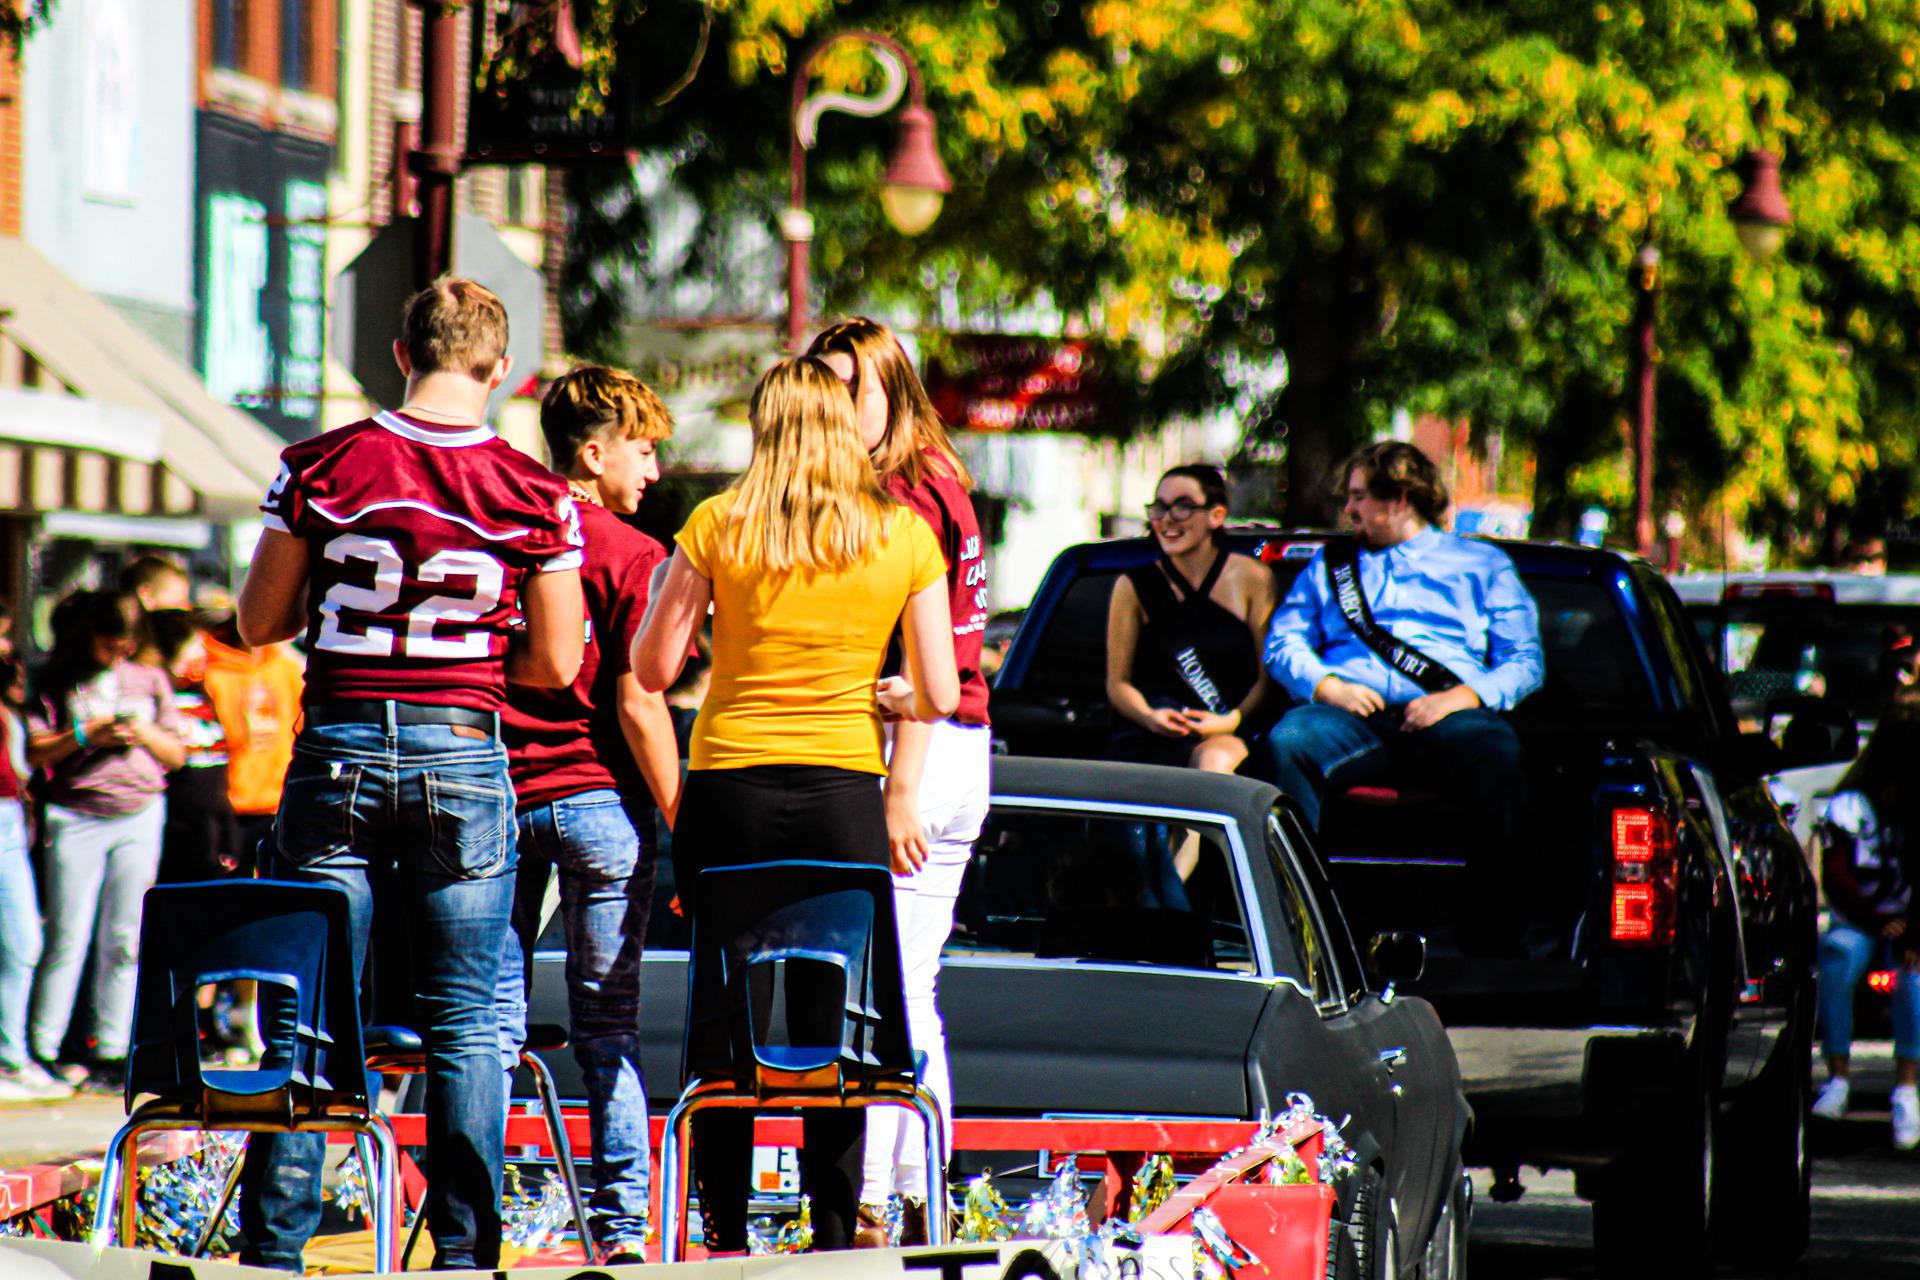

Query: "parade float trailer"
(0, 1113), (1356, 1279)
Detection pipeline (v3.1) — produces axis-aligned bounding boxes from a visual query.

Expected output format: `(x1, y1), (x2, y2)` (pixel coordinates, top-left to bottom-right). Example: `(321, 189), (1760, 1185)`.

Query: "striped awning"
(0, 237), (284, 520)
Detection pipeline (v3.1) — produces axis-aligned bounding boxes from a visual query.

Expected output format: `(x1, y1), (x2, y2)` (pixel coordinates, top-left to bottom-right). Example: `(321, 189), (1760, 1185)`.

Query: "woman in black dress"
(1105, 464), (1277, 775)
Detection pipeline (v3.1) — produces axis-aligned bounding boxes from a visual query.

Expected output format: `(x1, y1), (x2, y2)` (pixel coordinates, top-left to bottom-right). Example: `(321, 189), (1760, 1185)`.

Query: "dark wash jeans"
(495, 788), (655, 1249)
(238, 719), (517, 1272)
(1267, 703), (1527, 924)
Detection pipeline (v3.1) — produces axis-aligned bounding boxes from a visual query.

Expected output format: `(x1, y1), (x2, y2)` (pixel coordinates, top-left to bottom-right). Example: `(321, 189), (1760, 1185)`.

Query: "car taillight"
(1869, 970), (1896, 995)
(1611, 805), (1677, 946)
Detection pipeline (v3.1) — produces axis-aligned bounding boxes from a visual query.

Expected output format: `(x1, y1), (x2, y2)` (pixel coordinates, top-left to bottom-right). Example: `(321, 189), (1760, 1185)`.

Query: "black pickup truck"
(990, 530), (1857, 1276)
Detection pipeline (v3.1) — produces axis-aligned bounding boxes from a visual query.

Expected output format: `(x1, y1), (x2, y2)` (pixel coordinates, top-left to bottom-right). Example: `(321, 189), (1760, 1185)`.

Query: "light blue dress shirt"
(1263, 528), (1545, 712)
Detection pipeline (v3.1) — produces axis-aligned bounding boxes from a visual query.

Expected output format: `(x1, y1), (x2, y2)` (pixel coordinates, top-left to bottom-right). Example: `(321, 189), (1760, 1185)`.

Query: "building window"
(280, 0), (311, 89)
(212, 0), (249, 71)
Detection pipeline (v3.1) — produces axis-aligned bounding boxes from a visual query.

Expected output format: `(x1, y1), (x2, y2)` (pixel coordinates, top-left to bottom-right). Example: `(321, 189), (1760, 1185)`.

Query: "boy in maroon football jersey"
(233, 277), (585, 1272)
(495, 366), (680, 1262)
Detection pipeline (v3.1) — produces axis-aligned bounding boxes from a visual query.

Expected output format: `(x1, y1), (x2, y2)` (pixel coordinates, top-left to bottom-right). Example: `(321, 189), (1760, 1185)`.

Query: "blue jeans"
(238, 719), (517, 1272)
(496, 789), (655, 1248)
(0, 800), (37, 1070)
(1818, 922), (1920, 1061)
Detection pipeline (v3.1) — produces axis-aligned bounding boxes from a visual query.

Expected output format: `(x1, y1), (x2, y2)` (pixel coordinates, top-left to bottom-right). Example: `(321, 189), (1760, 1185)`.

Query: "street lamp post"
(783, 31), (953, 353)
(1631, 149), (1794, 559)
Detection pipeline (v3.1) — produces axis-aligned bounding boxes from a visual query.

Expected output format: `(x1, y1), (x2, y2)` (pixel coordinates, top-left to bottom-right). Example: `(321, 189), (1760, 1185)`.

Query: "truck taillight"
(1611, 806), (1676, 946)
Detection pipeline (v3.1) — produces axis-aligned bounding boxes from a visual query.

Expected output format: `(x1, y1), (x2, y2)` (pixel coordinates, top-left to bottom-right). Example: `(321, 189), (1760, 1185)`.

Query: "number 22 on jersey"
(316, 533), (506, 659)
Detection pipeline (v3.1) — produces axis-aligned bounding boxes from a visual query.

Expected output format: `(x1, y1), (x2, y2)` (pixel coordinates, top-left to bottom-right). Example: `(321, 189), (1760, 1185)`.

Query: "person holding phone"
(24, 592), (185, 1089)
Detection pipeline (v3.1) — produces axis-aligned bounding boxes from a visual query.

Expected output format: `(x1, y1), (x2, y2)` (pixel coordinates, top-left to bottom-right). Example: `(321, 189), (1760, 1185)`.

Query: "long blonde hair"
(806, 316), (973, 490)
(723, 357), (896, 573)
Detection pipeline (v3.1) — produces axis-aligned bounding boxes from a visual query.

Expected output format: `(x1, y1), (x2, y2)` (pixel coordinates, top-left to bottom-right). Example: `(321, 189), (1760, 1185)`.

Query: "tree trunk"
(1274, 260), (1373, 528)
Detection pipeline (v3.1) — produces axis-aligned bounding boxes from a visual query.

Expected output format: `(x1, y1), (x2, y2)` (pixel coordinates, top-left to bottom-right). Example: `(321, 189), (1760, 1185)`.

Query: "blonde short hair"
(400, 276), (509, 380)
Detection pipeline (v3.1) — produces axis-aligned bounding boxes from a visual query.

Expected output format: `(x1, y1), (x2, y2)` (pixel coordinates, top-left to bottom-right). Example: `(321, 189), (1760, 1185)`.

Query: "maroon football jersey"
(261, 412), (584, 712)
(886, 463), (991, 726)
(505, 502), (667, 810)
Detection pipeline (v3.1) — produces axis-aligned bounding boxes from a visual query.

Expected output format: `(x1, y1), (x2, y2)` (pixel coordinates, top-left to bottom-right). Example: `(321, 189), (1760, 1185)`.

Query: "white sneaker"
(1812, 1075), (1851, 1121)
(1892, 1084), (1920, 1152)
(16, 1060), (74, 1099)
(0, 1070), (34, 1102)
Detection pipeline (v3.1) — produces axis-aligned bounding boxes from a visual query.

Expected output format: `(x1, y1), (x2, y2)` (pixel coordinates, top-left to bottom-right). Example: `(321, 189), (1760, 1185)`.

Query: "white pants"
(29, 801), (165, 1062)
(861, 720), (990, 1203)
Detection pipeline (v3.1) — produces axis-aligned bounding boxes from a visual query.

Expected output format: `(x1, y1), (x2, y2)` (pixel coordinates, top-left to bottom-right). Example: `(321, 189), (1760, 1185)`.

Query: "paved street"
(1471, 1040), (1920, 1278)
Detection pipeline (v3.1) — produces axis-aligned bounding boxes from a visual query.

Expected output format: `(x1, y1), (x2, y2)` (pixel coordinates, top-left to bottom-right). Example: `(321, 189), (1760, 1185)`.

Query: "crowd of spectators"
(0, 556), (303, 1099)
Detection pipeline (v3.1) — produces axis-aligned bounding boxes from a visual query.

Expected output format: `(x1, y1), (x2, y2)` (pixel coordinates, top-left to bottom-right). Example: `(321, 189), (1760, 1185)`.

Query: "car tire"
(1591, 1045), (1716, 1278)
(1419, 1171), (1470, 1280)
(1712, 990), (1813, 1262)
(1347, 1168), (1399, 1280)
(1327, 1216), (1361, 1280)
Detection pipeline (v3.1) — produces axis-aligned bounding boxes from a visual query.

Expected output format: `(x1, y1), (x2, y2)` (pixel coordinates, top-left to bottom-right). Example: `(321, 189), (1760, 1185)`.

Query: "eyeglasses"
(1145, 499), (1205, 521)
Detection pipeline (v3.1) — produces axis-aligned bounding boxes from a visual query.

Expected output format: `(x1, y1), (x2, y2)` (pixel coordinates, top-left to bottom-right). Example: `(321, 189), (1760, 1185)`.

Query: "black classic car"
(522, 756), (1472, 1280)
(992, 531), (1856, 1277)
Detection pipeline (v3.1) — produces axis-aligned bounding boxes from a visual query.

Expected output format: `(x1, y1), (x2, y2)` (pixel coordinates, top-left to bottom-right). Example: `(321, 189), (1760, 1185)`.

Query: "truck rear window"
(1018, 565), (1653, 717)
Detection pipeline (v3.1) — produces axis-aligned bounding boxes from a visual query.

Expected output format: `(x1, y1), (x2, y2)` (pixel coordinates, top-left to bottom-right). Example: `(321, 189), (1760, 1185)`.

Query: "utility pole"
(412, 0), (463, 288)
(1630, 238), (1659, 560)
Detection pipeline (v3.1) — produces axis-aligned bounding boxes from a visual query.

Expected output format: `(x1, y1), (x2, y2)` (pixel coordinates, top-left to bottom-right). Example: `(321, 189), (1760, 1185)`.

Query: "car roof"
(1669, 571), (1920, 606)
(990, 755), (1280, 830)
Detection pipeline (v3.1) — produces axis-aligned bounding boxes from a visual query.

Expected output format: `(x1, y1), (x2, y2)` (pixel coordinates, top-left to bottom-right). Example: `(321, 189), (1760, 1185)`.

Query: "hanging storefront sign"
(193, 114), (332, 443)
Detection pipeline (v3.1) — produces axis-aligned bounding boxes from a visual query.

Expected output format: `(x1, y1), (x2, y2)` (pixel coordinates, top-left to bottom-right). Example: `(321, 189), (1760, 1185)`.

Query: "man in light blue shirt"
(1264, 442), (1542, 946)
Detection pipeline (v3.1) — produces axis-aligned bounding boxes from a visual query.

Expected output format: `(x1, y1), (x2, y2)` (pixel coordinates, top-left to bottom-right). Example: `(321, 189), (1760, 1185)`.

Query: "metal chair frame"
(658, 858), (951, 1261)
(372, 1030), (599, 1268)
(90, 881), (401, 1269)
(93, 1111), (402, 1271)
(660, 1079), (947, 1260)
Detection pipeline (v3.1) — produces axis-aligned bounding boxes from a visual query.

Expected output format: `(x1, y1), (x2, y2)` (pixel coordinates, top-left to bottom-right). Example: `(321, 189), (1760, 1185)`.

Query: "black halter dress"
(1106, 550), (1264, 767)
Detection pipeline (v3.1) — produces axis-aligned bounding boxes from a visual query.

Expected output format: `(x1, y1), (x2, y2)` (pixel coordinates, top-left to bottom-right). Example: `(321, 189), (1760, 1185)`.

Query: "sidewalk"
(0, 1092), (126, 1168)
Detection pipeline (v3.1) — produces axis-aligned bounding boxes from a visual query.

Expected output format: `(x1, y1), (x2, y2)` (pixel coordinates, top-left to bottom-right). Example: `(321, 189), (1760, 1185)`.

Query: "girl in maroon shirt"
(809, 318), (991, 1245)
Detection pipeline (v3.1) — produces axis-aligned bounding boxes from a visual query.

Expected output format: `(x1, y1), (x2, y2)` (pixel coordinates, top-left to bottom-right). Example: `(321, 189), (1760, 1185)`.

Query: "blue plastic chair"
(660, 860), (947, 1260)
(89, 880), (401, 1272)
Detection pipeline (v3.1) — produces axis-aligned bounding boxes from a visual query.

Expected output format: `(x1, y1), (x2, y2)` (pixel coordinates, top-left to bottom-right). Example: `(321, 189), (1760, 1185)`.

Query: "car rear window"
(1688, 601), (1920, 722)
(948, 806), (1255, 974)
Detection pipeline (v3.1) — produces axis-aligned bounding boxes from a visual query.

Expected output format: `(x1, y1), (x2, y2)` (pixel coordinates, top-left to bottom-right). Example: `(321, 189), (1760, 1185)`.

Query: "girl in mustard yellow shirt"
(633, 356), (959, 1252)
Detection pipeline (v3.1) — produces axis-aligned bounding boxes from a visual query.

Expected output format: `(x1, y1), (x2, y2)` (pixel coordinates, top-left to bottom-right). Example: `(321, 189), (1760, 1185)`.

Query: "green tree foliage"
(0, 1), (53, 49)
(563, 0), (1920, 542)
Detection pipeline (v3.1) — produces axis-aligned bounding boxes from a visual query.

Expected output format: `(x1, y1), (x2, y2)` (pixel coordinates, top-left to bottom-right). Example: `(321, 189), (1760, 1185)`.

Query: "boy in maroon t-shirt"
(496, 366), (679, 1262)
(234, 277), (584, 1272)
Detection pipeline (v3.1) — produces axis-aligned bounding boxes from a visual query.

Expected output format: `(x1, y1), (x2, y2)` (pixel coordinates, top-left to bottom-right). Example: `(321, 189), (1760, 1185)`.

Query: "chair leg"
(659, 1094), (702, 1264)
(353, 1133), (381, 1237)
(522, 1048), (598, 1263)
(88, 1120), (143, 1249)
(189, 1134), (247, 1257)
(908, 1089), (950, 1247)
(401, 1198), (429, 1272)
(367, 1116), (402, 1275)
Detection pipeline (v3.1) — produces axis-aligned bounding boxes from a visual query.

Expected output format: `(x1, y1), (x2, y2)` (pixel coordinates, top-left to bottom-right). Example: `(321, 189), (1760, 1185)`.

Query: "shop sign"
(923, 335), (1125, 434)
